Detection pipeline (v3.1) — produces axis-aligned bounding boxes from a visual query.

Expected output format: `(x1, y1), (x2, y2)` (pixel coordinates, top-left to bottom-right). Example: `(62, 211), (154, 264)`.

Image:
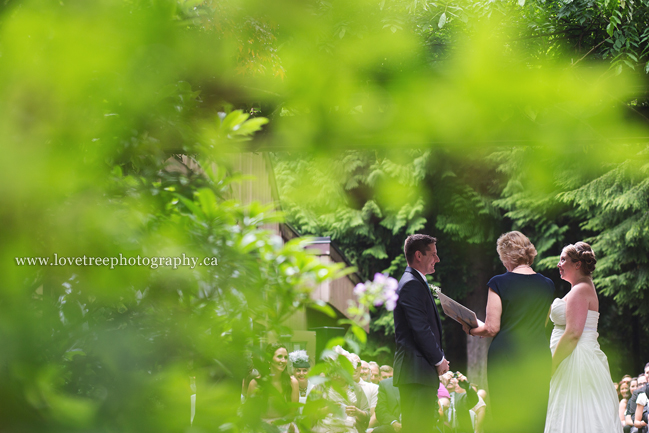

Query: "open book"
(432, 287), (484, 329)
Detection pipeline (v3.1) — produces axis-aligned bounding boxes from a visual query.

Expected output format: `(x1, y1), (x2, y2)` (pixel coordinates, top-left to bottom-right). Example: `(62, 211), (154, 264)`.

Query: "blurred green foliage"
(2, 0), (649, 430)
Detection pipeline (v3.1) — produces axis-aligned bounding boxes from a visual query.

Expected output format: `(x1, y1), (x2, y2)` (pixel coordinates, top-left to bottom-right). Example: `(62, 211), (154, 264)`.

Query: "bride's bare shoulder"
(570, 281), (598, 310)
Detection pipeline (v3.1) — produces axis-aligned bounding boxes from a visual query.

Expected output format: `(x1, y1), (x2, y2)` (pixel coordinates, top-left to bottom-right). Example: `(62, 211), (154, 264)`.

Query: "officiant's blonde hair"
(497, 231), (537, 268)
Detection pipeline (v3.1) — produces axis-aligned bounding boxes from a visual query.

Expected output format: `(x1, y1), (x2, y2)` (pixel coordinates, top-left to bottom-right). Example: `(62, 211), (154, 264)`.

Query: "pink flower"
(374, 273), (387, 284)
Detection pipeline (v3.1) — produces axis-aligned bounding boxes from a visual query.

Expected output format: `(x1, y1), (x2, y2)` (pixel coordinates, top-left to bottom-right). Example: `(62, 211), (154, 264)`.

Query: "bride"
(545, 242), (622, 433)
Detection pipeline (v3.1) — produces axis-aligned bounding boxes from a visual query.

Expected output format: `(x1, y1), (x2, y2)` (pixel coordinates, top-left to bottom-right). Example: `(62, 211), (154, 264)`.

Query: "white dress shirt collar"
(414, 268), (427, 284)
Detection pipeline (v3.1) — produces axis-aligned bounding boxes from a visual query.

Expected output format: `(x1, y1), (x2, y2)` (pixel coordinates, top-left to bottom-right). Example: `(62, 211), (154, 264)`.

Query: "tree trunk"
(464, 245), (493, 391)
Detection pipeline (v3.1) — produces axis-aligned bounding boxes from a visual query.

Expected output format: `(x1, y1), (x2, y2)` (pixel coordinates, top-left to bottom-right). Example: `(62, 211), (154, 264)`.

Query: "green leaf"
(362, 245), (388, 259)
(325, 337), (347, 349)
(309, 301), (338, 318)
(344, 337), (361, 354)
(438, 12), (446, 29)
(309, 363), (329, 377)
(350, 325), (367, 344)
(220, 110), (249, 133)
(235, 117), (269, 136)
(174, 193), (204, 219)
(196, 188), (219, 219)
(64, 349), (86, 361)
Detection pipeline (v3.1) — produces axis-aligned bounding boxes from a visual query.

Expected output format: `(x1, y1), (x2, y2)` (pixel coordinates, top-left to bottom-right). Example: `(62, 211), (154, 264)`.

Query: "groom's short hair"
(404, 234), (437, 265)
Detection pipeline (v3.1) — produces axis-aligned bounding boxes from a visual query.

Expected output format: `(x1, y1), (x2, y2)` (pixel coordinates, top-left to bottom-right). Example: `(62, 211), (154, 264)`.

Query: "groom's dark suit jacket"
(393, 266), (445, 387)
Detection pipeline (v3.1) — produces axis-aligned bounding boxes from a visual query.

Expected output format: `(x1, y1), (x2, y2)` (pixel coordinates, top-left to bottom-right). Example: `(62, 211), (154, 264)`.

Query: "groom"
(393, 234), (449, 433)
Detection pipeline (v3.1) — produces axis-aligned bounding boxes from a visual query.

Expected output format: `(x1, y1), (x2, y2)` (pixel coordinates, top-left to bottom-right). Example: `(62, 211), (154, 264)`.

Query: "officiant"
(462, 231), (554, 433)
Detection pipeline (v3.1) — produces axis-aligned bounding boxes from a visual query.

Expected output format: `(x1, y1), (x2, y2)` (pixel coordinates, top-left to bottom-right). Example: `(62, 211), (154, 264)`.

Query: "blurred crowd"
(242, 344), (487, 433)
(617, 363), (649, 433)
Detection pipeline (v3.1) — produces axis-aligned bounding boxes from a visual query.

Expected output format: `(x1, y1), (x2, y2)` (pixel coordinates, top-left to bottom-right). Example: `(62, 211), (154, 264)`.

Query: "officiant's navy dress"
(487, 272), (554, 433)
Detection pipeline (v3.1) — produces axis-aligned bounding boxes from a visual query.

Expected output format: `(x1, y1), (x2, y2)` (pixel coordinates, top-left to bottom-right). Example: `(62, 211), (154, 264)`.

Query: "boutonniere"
(429, 284), (442, 297)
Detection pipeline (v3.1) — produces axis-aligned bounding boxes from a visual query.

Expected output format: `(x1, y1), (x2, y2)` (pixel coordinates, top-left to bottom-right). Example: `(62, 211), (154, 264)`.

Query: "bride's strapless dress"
(544, 298), (622, 433)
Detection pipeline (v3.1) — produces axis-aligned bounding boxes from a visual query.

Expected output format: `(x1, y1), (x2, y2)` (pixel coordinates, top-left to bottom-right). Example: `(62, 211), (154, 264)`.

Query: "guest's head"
(404, 234), (439, 275)
(369, 361), (381, 384)
(259, 343), (292, 402)
(559, 242), (597, 283)
(496, 231), (537, 271)
(631, 378), (639, 393)
(360, 360), (371, 381)
(351, 354), (363, 383)
(639, 376), (647, 387)
(620, 381), (631, 400)
(644, 362), (649, 382)
(380, 365), (393, 380)
(622, 375), (632, 385)
(266, 343), (289, 375)
(324, 346), (358, 387)
(289, 350), (310, 382)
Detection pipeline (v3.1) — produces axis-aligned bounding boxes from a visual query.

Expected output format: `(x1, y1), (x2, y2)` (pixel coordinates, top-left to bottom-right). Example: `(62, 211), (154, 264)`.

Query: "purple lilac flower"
(354, 283), (367, 296)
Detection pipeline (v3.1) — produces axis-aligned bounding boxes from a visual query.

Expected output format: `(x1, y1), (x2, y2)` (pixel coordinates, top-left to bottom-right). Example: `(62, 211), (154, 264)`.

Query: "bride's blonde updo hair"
(563, 242), (597, 275)
(496, 231), (537, 269)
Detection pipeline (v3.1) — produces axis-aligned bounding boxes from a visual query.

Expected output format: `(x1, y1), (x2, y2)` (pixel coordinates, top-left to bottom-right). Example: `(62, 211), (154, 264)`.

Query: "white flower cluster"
(321, 345), (358, 369)
(333, 345), (358, 369)
(353, 273), (399, 311)
(289, 349), (309, 364)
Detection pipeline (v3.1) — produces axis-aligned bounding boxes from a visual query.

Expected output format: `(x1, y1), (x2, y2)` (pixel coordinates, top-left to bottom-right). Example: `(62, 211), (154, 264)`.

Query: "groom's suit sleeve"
(398, 279), (445, 366)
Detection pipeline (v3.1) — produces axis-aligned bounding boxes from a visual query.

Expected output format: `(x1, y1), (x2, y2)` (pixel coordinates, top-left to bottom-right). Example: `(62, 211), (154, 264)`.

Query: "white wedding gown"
(545, 298), (622, 433)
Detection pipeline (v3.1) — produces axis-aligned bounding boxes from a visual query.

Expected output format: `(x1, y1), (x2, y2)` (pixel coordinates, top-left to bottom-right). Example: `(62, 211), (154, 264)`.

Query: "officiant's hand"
(463, 323), (484, 338)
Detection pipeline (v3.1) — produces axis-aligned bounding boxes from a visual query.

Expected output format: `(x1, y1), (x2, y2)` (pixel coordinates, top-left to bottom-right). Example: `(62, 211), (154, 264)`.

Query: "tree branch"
(510, 28), (579, 41)
(571, 39), (606, 67)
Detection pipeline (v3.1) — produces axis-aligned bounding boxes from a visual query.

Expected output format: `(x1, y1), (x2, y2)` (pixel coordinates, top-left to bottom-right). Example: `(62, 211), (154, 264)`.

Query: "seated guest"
(441, 371), (480, 433)
(372, 375), (402, 433)
(361, 360), (372, 382)
(308, 346), (370, 433)
(242, 367), (260, 404)
(620, 380), (631, 427)
(438, 381), (451, 421)
(369, 361), (381, 384)
(246, 344), (299, 432)
(626, 381), (649, 429)
(632, 378), (640, 394)
(621, 363), (649, 433)
(352, 354), (379, 421)
(289, 350), (315, 405)
(380, 365), (393, 381)
(634, 386), (649, 433)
